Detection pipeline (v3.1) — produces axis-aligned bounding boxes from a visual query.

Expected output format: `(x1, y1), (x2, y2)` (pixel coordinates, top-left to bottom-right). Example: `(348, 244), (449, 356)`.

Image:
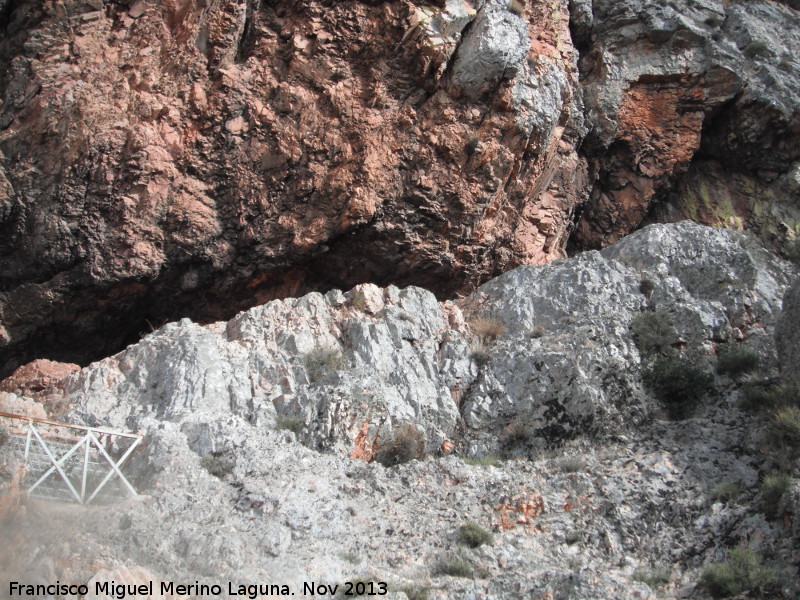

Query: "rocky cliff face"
(1, 0), (798, 377)
(2, 222), (798, 598)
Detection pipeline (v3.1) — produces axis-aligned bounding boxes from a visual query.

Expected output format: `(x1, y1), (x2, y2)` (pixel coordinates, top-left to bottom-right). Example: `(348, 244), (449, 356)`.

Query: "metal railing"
(0, 411), (142, 505)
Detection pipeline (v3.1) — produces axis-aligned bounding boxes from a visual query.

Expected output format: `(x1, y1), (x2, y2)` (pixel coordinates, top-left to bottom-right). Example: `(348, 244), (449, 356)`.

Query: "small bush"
(462, 454), (501, 467)
(709, 481), (741, 504)
(375, 423), (426, 467)
(432, 558), (473, 578)
(507, 0), (524, 16)
(639, 278), (655, 298)
(563, 529), (582, 545)
(469, 340), (491, 366)
(457, 521), (493, 548)
(201, 453), (235, 479)
(740, 378), (800, 412)
(761, 473), (790, 517)
(501, 415), (536, 448)
(716, 344), (760, 379)
(304, 346), (344, 383)
(275, 414), (304, 434)
(470, 315), (507, 343)
(701, 548), (778, 598)
(632, 566), (671, 588)
(771, 406), (800, 448)
(784, 237), (800, 264)
(464, 133), (481, 155)
(643, 355), (714, 418)
(557, 456), (585, 473)
(530, 326), (546, 339)
(396, 586), (429, 600)
(631, 311), (677, 356)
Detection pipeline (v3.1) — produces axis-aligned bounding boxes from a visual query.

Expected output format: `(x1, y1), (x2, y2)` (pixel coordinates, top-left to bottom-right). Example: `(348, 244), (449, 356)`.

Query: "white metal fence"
(0, 412), (142, 505)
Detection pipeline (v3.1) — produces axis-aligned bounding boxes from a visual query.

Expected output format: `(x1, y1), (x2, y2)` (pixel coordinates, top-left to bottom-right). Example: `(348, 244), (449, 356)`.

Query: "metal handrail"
(0, 411), (143, 505)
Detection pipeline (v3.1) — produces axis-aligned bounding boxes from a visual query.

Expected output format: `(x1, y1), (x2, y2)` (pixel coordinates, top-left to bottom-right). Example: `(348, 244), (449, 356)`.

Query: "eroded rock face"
(571, 0), (800, 250)
(0, 0), (584, 376)
(776, 277), (800, 373)
(2, 222), (797, 598)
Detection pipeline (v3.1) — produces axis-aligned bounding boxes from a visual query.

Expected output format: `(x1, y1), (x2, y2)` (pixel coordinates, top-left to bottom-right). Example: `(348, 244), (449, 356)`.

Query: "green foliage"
(457, 521), (493, 548)
(709, 481), (742, 504)
(304, 346), (344, 383)
(275, 414), (305, 434)
(716, 344), (760, 379)
(557, 456), (585, 473)
(631, 311), (677, 356)
(740, 377), (800, 412)
(771, 406), (800, 448)
(761, 473), (791, 518)
(201, 453), (235, 479)
(632, 566), (671, 589)
(462, 454), (501, 467)
(433, 558), (473, 578)
(374, 424), (426, 467)
(643, 355), (714, 418)
(701, 548), (778, 598)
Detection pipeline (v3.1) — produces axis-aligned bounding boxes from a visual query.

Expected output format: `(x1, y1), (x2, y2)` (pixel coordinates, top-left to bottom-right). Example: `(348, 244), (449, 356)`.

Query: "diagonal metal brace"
(85, 431), (141, 504)
(27, 425), (85, 504)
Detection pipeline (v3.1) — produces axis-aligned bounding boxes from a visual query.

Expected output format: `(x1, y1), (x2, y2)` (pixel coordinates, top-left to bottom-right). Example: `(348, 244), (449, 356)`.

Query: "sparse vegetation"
(630, 310), (677, 356)
(396, 585), (429, 600)
(462, 454), (501, 467)
(275, 414), (305, 434)
(639, 277), (655, 299)
(770, 405), (800, 448)
(563, 529), (582, 545)
(643, 355), (714, 418)
(465, 133), (481, 155)
(739, 377), (800, 412)
(716, 344), (760, 379)
(374, 423), (426, 467)
(470, 315), (507, 343)
(530, 326), (546, 339)
(304, 345), (344, 383)
(432, 558), (473, 578)
(457, 521), (493, 548)
(760, 473), (790, 518)
(201, 452), (235, 479)
(557, 456), (585, 473)
(709, 481), (742, 504)
(784, 237), (800, 264)
(469, 340), (491, 365)
(701, 548), (778, 598)
(632, 566), (671, 588)
(501, 414), (536, 448)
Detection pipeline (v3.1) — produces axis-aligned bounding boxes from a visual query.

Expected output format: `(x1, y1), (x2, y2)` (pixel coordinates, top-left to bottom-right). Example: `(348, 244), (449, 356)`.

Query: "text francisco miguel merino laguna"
(9, 580), (389, 598)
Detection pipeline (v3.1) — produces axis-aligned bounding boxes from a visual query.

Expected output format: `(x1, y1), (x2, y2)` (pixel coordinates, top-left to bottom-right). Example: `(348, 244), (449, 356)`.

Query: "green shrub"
(557, 456), (585, 473)
(761, 473), (790, 517)
(740, 378), (800, 412)
(701, 548), (778, 598)
(275, 414), (304, 434)
(457, 521), (493, 548)
(643, 355), (714, 418)
(631, 311), (677, 356)
(304, 346), (344, 383)
(201, 453), (235, 478)
(432, 558), (473, 578)
(632, 566), (671, 588)
(771, 406), (800, 448)
(374, 424), (426, 467)
(462, 454), (501, 467)
(716, 344), (760, 379)
(709, 481), (742, 504)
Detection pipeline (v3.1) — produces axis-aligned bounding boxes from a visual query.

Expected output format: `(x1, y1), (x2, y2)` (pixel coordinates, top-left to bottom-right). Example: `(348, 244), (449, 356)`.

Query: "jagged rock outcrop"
(776, 277), (800, 372)
(0, 0), (585, 376)
(2, 222), (798, 599)
(571, 0), (800, 250)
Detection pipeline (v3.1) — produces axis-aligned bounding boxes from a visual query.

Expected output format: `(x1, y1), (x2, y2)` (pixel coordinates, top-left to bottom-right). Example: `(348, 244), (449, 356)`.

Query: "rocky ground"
(1, 222), (799, 599)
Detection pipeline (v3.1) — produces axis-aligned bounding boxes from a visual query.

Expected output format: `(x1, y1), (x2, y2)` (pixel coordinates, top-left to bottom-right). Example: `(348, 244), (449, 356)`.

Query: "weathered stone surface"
(0, 0), (581, 377)
(776, 277), (800, 372)
(572, 0), (800, 250)
(2, 222), (798, 599)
